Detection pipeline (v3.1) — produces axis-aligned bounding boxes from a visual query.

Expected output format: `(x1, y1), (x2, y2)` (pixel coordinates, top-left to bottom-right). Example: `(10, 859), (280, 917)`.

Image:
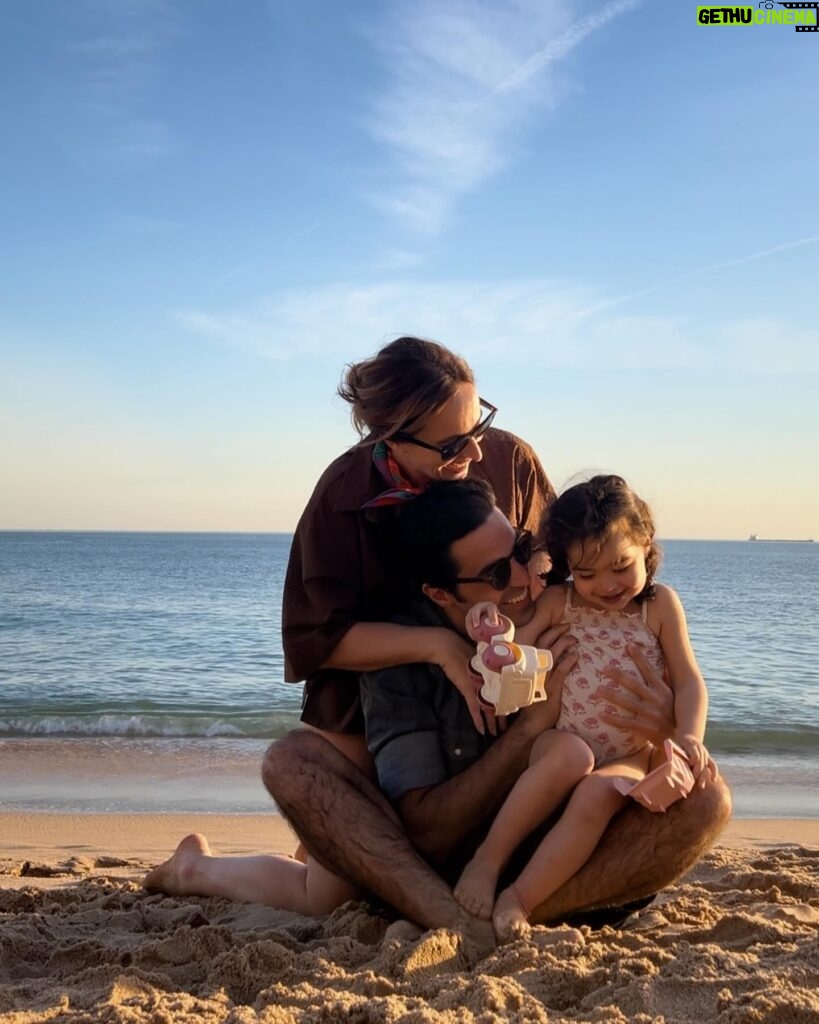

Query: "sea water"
(1, 532), (817, 816)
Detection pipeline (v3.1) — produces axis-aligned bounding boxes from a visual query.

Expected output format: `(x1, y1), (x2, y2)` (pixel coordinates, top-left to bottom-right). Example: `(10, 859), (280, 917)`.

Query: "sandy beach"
(2, 813), (818, 1023)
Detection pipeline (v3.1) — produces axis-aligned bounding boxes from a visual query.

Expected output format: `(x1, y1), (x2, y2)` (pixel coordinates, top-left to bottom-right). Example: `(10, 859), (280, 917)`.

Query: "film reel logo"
(765, 1), (819, 32)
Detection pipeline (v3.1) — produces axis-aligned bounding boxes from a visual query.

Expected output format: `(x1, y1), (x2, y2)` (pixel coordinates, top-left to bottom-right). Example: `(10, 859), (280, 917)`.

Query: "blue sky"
(2, 0), (817, 538)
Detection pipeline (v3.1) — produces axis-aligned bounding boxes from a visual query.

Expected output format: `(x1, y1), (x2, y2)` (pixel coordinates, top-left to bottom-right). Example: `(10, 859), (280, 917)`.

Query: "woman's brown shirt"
(282, 428), (555, 732)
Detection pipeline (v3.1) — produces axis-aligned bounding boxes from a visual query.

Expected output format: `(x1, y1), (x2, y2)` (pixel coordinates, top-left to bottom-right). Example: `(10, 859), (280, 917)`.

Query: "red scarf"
(361, 442), (426, 508)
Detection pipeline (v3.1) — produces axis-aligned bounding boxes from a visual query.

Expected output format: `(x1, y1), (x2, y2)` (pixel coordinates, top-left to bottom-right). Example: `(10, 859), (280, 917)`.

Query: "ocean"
(1, 532), (817, 818)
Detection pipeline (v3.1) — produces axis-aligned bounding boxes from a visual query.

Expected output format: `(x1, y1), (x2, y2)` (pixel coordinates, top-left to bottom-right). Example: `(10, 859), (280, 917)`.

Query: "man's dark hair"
(395, 479), (496, 591)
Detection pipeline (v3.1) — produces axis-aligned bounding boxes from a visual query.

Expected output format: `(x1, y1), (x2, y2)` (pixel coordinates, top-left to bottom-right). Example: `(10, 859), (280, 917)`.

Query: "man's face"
(440, 507), (537, 629)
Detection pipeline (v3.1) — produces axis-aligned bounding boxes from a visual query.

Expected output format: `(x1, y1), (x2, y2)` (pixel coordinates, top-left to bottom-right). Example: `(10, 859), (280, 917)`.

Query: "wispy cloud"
(362, 0), (642, 233)
(66, 0), (180, 161)
(176, 275), (819, 374)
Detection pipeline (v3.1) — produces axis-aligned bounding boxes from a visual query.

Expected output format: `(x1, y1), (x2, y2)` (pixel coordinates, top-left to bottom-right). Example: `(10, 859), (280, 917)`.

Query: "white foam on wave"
(0, 712), (300, 739)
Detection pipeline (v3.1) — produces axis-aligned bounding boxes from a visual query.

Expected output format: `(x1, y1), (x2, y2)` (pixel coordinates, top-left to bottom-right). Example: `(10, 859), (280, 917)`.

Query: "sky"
(2, 0), (817, 539)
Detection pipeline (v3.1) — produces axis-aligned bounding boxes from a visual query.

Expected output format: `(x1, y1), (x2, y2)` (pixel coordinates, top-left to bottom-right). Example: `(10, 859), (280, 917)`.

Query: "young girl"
(454, 474), (711, 940)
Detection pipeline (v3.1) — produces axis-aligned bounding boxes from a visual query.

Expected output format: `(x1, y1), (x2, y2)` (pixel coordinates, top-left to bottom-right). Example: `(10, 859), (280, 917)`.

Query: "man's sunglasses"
(392, 398), (497, 463)
(450, 529), (533, 591)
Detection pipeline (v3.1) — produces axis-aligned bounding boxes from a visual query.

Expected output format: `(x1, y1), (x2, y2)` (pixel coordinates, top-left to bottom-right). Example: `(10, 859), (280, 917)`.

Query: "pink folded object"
(613, 739), (695, 812)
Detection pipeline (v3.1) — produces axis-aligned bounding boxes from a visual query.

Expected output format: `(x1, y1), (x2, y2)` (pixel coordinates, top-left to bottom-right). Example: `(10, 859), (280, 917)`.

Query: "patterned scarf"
(361, 441), (427, 509)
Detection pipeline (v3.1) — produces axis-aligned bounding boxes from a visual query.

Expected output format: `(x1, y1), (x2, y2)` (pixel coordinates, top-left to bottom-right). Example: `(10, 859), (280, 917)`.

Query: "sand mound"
(1, 844), (818, 1023)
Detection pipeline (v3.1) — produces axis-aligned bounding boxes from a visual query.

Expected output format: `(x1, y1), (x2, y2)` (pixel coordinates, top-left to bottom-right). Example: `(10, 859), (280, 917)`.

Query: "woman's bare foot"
(453, 856), (500, 920)
(493, 885), (531, 942)
(143, 833), (211, 895)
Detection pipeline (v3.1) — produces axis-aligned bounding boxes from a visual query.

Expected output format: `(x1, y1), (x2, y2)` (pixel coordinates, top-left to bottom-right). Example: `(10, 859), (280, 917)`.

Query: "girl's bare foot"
(143, 833), (211, 895)
(453, 856), (500, 920)
(493, 885), (531, 942)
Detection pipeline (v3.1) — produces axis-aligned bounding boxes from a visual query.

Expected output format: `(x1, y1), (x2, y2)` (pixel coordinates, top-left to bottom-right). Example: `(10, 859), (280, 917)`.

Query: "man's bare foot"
(453, 856), (500, 920)
(493, 885), (531, 942)
(531, 925), (585, 948)
(456, 911), (497, 964)
(143, 833), (211, 895)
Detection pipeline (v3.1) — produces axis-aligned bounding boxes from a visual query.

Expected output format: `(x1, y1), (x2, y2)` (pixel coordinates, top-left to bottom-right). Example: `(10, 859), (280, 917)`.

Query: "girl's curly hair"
(544, 475), (660, 603)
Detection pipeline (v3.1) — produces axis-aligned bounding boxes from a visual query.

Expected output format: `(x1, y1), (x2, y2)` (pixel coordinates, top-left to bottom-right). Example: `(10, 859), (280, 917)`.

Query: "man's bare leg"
(143, 833), (359, 916)
(265, 732), (731, 932)
(142, 729), (375, 910)
(293, 728), (376, 864)
(262, 730), (492, 940)
(528, 772), (732, 923)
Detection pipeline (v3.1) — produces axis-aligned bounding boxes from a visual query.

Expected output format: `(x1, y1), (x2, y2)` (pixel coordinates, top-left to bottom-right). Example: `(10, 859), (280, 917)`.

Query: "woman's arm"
(325, 622), (489, 734)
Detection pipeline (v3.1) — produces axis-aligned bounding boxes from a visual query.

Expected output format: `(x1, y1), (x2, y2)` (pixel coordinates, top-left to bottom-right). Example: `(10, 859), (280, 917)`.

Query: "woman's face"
(387, 384), (485, 486)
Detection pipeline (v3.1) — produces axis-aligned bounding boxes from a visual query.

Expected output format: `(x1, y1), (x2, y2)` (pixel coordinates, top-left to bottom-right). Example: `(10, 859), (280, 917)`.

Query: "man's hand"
(597, 643), (675, 747)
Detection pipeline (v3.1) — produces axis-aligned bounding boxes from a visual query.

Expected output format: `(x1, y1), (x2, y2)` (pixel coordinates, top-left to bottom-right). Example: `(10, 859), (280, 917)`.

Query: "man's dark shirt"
(361, 599), (495, 801)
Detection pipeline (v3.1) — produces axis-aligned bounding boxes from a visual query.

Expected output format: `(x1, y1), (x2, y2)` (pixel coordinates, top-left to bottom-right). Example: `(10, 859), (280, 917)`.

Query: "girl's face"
(567, 525), (650, 613)
(386, 383), (486, 486)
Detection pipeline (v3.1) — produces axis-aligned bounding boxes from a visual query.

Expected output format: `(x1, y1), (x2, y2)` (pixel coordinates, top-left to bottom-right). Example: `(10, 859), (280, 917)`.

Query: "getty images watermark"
(697, 2), (818, 30)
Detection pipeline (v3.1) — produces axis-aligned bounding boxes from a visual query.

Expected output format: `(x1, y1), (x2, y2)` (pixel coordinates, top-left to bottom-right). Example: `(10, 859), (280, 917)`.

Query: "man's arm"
(398, 700), (559, 864)
(363, 624), (577, 865)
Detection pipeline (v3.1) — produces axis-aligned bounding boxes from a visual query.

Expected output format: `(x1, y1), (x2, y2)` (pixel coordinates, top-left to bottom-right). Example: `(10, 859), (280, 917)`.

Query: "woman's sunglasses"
(392, 399), (497, 463)
(449, 529), (533, 591)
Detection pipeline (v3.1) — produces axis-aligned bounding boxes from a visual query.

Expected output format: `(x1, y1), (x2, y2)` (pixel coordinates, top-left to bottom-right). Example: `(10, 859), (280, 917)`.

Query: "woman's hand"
(434, 630), (496, 736)
(596, 643), (675, 747)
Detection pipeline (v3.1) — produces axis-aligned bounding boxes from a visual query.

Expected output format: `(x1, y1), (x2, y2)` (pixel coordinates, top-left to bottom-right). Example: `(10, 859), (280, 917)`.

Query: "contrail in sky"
(494, 0), (644, 95)
(551, 233), (819, 323)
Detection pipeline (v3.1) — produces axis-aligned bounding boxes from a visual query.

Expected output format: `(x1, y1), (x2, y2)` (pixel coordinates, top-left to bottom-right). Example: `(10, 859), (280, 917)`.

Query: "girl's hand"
(677, 734), (714, 782)
(597, 643), (675, 746)
(465, 601), (501, 641)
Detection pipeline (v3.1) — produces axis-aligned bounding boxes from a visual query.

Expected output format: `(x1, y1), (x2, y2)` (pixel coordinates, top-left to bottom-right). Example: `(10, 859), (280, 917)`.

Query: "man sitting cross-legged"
(146, 479), (731, 940)
(262, 479), (731, 937)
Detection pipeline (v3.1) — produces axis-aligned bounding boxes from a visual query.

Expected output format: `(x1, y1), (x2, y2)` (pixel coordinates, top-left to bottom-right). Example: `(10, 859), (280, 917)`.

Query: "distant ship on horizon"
(748, 533), (814, 543)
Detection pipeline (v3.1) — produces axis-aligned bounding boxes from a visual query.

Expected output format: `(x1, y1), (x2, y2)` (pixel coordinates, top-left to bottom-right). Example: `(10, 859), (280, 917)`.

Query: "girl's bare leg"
(454, 731), (594, 919)
(493, 752), (650, 941)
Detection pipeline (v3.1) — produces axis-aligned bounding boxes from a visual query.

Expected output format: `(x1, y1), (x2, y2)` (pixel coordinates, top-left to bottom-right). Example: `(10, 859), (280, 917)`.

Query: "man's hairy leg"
(262, 730), (489, 937)
(528, 772), (732, 923)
